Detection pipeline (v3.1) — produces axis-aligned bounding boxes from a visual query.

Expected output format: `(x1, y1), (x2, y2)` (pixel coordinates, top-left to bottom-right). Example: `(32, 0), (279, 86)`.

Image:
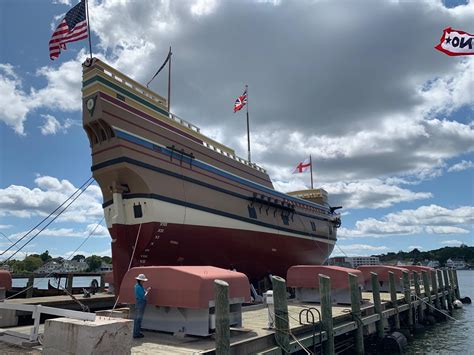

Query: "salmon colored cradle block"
(402, 265), (435, 274)
(0, 270), (12, 289)
(357, 265), (408, 281)
(287, 265), (364, 289)
(119, 266), (250, 309)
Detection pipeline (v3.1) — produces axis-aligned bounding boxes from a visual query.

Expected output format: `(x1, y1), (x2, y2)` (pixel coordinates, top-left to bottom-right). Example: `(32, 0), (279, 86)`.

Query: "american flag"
(49, 0), (88, 60)
(233, 87), (248, 113)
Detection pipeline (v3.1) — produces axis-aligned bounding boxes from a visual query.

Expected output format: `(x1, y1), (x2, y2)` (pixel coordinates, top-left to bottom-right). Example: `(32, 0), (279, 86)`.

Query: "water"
(12, 276), (103, 289)
(405, 270), (474, 354)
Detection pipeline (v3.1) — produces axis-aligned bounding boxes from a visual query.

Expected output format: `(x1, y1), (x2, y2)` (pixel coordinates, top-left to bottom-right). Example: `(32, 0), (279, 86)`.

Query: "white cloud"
(0, 176), (103, 223)
(0, 64), (34, 135)
(448, 160), (474, 172)
(341, 204), (473, 238)
(7, 224), (109, 240)
(0, 56), (85, 136)
(39, 114), (79, 135)
(440, 239), (464, 246)
(335, 244), (388, 256)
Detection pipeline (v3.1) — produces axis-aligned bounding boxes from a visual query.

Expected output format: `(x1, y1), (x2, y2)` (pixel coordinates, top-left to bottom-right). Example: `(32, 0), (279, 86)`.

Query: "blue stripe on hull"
(113, 128), (330, 213)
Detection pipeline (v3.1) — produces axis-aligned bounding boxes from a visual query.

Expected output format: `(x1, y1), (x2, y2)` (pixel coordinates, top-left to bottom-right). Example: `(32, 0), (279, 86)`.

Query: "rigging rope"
(108, 223), (143, 318)
(1, 178), (94, 263)
(6, 216), (105, 300)
(0, 176), (94, 257)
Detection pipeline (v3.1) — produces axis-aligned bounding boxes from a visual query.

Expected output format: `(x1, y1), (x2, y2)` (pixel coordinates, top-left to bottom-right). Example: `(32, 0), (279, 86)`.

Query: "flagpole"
(310, 154), (313, 189)
(85, 0), (93, 61)
(246, 84), (251, 163)
(167, 46), (172, 113)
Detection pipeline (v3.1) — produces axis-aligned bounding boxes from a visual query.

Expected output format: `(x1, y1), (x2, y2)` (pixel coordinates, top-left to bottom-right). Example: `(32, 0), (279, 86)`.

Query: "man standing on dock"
(133, 273), (151, 339)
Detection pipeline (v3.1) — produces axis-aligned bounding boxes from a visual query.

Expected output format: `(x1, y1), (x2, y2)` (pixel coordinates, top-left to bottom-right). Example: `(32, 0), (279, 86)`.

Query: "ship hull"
(110, 221), (335, 290)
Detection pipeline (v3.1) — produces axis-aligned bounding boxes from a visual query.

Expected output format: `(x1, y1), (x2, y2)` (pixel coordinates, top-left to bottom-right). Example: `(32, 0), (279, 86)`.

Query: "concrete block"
(42, 316), (133, 355)
(95, 308), (129, 319)
(0, 308), (18, 327)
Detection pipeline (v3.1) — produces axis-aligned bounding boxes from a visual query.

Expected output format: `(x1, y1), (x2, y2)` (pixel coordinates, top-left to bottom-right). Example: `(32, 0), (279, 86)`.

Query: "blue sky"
(0, 0), (473, 261)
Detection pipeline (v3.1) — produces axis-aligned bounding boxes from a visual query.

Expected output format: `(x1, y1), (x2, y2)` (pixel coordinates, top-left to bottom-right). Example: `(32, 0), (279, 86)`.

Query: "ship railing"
(168, 112), (201, 133)
(100, 67), (167, 107)
(202, 141), (267, 174)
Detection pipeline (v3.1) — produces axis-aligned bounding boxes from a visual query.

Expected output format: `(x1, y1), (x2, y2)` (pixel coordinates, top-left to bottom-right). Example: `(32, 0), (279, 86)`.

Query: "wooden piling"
(422, 271), (433, 315)
(453, 269), (461, 300)
(431, 270), (441, 310)
(413, 271), (424, 323)
(443, 269), (453, 312)
(437, 270), (446, 310)
(272, 276), (290, 354)
(371, 272), (385, 339)
(66, 273), (73, 294)
(448, 269), (457, 300)
(402, 271), (413, 328)
(320, 274), (335, 355)
(214, 279), (230, 355)
(349, 273), (364, 355)
(100, 273), (106, 292)
(26, 274), (34, 298)
(388, 271), (400, 329)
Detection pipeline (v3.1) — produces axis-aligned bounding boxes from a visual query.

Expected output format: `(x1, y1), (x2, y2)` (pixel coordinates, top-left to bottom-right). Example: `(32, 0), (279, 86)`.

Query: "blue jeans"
(133, 299), (146, 337)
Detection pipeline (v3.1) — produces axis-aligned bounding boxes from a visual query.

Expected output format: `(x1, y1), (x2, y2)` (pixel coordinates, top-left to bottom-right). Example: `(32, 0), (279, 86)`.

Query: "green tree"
(40, 250), (52, 263)
(85, 255), (103, 272)
(22, 255), (43, 272)
(72, 254), (85, 262)
(101, 256), (112, 264)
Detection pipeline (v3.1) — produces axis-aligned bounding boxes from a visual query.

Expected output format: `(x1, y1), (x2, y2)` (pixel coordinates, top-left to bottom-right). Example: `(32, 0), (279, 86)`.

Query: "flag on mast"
(292, 157), (312, 174)
(233, 87), (248, 113)
(49, 0), (89, 60)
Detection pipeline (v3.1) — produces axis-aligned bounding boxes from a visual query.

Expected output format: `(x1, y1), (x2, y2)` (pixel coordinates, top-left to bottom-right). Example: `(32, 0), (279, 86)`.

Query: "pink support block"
(287, 265), (364, 304)
(357, 265), (408, 292)
(119, 266), (250, 309)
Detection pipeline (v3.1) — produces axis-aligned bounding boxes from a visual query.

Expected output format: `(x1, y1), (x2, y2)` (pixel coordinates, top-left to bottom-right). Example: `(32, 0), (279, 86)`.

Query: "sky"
(0, 0), (473, 262)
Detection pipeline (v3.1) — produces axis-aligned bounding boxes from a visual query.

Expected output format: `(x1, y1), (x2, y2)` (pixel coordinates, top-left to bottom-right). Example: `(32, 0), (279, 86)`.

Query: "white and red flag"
(233, 87), (248, 113)
(49, 0), (89, 60)
(292, 157), (312, 174)
(435, 27), (474, 56)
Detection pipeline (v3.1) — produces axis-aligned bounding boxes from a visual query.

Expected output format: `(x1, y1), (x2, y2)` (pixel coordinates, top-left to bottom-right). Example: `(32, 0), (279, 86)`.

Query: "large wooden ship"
(81, 58), (341, 290)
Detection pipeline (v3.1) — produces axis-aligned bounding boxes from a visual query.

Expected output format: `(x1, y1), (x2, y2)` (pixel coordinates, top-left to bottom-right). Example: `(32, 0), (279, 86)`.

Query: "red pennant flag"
(435, 27), (474, 56)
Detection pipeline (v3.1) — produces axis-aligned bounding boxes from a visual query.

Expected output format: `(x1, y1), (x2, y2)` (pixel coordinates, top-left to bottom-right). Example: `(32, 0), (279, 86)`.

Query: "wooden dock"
(0, 269), (462, 354)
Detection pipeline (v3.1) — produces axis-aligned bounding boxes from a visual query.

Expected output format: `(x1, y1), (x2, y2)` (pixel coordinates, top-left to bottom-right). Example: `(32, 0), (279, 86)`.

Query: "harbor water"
(12, 276), (102, 289)
(405, 270), (474, 354)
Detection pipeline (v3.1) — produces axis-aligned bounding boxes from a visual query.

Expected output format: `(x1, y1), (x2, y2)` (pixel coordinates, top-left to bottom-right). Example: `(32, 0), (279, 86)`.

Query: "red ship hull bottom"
(110, 222), (335, 292)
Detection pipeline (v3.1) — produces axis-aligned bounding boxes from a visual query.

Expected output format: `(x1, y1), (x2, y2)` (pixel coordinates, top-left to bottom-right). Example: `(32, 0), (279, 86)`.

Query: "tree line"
(376, 244), (473, 266)
(3, 250), (112, 274)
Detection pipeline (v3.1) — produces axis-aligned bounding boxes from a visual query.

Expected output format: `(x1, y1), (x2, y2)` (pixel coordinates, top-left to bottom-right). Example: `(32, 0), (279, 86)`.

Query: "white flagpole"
(310, 154), (313, 189)
(246, 85), (251, 163)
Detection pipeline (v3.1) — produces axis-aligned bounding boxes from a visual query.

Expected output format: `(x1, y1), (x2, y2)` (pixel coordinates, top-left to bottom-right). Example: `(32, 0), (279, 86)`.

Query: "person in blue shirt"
(133, 273), (151, 339)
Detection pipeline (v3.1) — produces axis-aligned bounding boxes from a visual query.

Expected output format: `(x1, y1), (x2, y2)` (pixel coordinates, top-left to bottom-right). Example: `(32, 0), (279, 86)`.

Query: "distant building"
(446, 258), (467, 270)
(35, 259), (88, 274)
(425, 260), (440, 268)
(328, 256), (380, 268)
(61, 259), (88, 273)
(35, 261), (61, 274)
(100, 262), (113, 272)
